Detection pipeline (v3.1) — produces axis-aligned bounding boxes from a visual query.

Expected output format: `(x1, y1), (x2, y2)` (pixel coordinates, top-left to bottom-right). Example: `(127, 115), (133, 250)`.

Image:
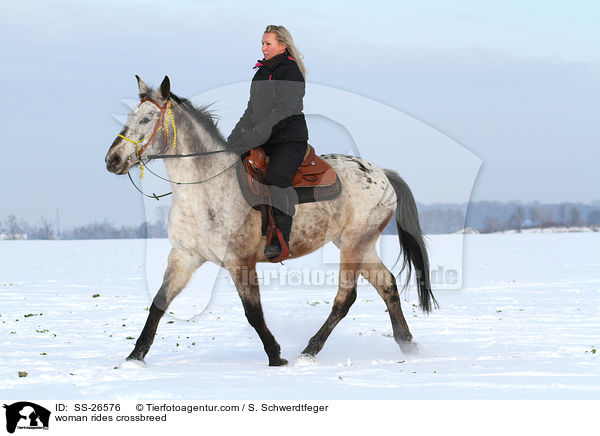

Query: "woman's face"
(261, 32), (287, 60)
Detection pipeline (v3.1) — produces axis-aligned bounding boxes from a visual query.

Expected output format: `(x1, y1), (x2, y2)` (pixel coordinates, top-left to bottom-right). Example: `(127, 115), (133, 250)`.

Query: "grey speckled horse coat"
(105, 76), (436, 366)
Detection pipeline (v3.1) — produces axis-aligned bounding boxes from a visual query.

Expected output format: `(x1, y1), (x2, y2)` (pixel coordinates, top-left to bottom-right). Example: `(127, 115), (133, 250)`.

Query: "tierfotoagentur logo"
(223, 264), (459, 288)
(3, 402), (50, 434)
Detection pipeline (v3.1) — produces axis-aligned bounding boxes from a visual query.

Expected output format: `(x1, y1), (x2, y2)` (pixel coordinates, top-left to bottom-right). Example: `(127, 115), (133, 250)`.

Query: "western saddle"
(240, 144), (339, 262)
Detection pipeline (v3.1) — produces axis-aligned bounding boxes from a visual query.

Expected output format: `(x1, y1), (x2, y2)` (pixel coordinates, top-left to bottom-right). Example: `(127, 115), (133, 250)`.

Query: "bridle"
(118, 97), (177, 162)
(117, 96), (236, 200)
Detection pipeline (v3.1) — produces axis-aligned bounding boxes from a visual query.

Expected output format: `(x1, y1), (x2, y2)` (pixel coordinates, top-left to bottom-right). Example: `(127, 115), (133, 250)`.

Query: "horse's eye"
(139, 117), (151, 124)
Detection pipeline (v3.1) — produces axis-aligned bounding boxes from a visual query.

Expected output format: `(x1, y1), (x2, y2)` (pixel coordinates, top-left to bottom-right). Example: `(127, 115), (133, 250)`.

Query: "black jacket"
(228, 52), (308, 152)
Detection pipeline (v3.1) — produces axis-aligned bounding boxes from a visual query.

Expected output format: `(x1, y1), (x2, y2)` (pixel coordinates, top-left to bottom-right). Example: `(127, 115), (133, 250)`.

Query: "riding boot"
(275, 208), (293, 247)
(260, 140), (306, 261)
(264, 208), (293, 260)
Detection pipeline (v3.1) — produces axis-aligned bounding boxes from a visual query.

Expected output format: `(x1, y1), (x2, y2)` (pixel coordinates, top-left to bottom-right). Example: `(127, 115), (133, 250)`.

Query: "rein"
(120, 96), (237, 200)
(127, 172), (173, 201)
(146, 149), (230, 161)
(126, 157), (239, 201)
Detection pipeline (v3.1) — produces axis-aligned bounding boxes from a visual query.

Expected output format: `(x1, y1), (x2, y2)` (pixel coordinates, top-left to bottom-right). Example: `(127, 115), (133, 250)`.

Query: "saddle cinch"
(237, 144), (342, 262)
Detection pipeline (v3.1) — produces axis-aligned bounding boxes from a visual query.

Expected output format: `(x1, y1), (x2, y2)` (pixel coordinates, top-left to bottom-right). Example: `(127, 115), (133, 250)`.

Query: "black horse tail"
(384, 169), (438, 313)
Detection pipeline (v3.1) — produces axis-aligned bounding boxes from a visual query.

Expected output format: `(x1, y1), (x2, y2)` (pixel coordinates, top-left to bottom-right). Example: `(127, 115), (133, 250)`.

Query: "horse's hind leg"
(126, 249), (204, 362)
(229, 264), (287, 366)
(300, 250), (360, 357)
(360, 247), (416, 353)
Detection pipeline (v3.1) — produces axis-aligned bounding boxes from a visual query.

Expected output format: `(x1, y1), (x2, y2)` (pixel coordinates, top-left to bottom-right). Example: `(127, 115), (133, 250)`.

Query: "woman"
(228, 25), (308, 260)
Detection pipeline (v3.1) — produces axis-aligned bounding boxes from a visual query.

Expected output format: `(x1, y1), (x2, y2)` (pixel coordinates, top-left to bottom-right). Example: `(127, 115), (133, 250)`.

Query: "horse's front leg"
(126, 249), (204, 363)
(228, 265), (287, 366)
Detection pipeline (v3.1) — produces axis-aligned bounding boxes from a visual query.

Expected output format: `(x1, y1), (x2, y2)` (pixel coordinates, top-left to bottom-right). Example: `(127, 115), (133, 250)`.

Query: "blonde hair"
(264, 25), (306, 78)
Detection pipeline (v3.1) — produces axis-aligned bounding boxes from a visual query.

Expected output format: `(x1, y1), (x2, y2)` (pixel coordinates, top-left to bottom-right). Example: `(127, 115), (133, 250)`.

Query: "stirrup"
(265, 228), (290, 262)
(264, 241), (282, 259)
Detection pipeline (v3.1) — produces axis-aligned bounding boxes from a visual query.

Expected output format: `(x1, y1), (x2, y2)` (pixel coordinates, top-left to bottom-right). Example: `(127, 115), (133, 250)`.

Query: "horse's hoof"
(398, 340), (419, 354)
(121, 358), (146, 368)
(269, 357), (288, 366)
(295, 354), (317, 366)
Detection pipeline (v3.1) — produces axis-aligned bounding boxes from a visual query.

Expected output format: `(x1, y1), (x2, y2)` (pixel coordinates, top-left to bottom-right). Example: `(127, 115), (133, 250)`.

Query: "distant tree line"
(3, 201), (600, 239)
(463, 201), (600, 233)
(0, 216), (168, 240)
(382, 201), (600, 234)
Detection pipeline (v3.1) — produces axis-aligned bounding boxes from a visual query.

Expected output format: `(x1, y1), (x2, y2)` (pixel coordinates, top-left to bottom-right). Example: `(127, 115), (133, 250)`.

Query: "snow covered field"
(1, 233), (599, 400)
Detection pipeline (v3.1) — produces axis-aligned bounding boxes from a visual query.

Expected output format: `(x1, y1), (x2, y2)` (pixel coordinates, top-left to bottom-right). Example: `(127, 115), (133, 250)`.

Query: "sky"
(1, 0), (599, 227)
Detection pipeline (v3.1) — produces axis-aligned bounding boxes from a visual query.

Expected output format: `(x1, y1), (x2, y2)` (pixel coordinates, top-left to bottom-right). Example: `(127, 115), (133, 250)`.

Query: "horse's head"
(105, 75), (173, 174)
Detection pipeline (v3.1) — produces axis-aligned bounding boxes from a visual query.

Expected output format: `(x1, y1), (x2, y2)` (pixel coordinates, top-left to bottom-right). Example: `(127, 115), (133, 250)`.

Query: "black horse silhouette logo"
(3, 402), (50, 433)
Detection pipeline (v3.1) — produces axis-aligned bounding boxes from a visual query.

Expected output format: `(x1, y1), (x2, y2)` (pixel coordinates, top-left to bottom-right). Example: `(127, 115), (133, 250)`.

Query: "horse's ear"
(160, 76), (170, 99)
(136, 75), (150, 96)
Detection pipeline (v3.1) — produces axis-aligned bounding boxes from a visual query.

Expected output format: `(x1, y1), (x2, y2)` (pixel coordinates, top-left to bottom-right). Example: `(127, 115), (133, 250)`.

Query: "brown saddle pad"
(237, 144), (342, 210)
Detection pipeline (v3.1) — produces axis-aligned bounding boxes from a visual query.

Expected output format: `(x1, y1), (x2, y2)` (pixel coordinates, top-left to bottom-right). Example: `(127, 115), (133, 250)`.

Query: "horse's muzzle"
(106, 151), (130, 174)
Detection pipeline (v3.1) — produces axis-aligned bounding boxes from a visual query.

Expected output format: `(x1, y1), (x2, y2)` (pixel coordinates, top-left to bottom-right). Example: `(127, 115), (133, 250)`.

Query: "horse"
(105, 75), (436, 366)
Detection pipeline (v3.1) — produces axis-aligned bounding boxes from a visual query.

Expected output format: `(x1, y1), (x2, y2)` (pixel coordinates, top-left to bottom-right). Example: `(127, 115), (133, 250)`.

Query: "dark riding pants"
(262, 140), (307, 242)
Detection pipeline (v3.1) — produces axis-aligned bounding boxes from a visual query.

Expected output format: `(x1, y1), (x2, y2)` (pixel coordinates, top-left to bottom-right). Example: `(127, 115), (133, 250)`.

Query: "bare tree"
(568, 206), (582, 227)
(155, 206), (169, 234)
(483, 216), (499, 233)
(542, 210), (556, 227)
(509, 206), (524, 231)
(38, 217), (55, 240)
(588, 210), (600, 226)
(529, 206), (543, 227)
(5, 215), (24, 239)
(558, 203), (567, 225)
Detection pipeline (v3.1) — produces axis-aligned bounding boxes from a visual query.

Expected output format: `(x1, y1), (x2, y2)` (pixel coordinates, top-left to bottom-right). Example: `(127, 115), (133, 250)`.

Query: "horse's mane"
(139, 90), (230, 151)
(170, 93), (229, 149)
